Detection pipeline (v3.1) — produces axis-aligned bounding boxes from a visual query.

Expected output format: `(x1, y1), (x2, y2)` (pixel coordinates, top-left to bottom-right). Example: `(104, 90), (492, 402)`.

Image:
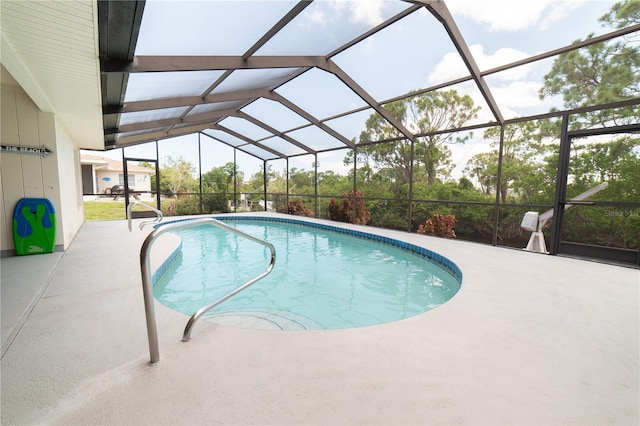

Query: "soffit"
(1, 0), (103, 149)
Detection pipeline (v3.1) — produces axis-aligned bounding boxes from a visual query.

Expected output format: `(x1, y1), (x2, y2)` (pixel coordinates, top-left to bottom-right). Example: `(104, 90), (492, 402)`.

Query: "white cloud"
(329, 0), (384, 26)
(492, 81), (544, 109)
(349, 0), (384, 26)
(427, 50), (471, 84)
(537, 1), (586, 30)
(427, 44), (560, 122)
(427, 44), (532, 85)
(444, 0), (586, 32)
(306, 9), (326, 25)
(462, 78), (558, 123)
(476, 47), (531, 79)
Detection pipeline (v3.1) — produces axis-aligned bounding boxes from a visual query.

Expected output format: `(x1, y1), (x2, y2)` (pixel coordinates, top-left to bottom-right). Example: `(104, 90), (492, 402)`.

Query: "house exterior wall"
(53, 120), (84, 249)
(1, 82), (84, 254)
(95, 170), (117, 194)
(93, 170), (152, 194)
(96, 170), (120, 194)
(128, 170), (152, 193)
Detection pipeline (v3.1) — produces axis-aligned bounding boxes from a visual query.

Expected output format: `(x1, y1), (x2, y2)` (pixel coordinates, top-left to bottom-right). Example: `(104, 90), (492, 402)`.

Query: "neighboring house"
(80, 154), (154, 196)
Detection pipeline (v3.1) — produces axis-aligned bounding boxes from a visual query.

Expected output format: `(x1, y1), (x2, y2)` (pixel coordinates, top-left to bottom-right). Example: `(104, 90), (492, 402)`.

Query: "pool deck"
(1, 213), (638, 425)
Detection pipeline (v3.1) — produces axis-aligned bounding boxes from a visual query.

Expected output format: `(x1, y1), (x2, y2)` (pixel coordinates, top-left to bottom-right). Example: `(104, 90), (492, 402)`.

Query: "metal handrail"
(127, 201), (163, 231)
(139, 217), (276, 363)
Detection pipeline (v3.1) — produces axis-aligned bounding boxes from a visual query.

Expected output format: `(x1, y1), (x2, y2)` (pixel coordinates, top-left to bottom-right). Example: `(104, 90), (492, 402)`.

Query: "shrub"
(161, 197), (202, 216)
(417, 212), (457, 238)
(202, 193), (229, 213)
(327, 190), (371, 225)
(161, 199), (178, 216)
(176, 197), (200, 215)
(285, 199), (314, 217)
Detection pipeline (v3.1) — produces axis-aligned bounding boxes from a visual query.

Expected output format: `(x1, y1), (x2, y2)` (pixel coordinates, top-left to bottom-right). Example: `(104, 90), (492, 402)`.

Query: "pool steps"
(142, 217), (276, 362)
(202, 308), (324, 331)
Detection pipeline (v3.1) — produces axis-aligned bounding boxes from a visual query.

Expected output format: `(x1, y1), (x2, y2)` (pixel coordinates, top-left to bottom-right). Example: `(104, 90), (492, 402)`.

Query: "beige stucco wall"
(1, 82), (84, 254)
(53, 120), (84, 249)
(95, 169), (152, 194)
(95, 170), (118, 194)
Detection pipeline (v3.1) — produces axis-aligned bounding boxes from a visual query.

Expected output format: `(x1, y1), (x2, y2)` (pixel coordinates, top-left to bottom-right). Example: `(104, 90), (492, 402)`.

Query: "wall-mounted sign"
(1, 144), (53, 158)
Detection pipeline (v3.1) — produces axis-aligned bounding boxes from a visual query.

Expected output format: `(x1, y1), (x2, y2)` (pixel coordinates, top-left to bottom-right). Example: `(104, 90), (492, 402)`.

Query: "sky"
(87, 0), (621, 181)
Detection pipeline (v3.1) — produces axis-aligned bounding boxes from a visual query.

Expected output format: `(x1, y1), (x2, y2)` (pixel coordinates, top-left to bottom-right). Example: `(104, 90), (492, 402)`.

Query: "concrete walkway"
(1, 214), (638, 425)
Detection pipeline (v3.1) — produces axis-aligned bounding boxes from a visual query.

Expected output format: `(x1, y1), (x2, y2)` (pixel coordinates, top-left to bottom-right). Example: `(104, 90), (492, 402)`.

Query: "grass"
(84, 199), (252, 221)
(84, 200), (165, 221)
(83, 201), (127, 221)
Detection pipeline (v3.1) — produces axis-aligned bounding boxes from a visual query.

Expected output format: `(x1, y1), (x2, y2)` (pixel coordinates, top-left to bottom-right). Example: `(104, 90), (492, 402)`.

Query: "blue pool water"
(153, 217), (462, 330)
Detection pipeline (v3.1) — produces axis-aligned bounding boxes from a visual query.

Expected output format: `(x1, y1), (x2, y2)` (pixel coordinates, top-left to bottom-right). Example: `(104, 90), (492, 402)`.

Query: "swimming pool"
(153, 216), (462, 330)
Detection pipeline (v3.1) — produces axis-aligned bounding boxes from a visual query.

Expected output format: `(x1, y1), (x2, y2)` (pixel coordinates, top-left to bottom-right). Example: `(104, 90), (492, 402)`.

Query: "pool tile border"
(212, 215), (463, 284)
(151, 239), (182, 285)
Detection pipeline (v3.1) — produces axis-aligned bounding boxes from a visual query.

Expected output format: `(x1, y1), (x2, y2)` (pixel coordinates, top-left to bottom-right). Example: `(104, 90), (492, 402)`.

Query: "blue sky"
(91, 0), (620, 180)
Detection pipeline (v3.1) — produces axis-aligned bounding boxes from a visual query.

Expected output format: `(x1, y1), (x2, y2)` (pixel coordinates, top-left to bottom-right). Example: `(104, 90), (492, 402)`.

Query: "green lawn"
(83, 201), (127, 221)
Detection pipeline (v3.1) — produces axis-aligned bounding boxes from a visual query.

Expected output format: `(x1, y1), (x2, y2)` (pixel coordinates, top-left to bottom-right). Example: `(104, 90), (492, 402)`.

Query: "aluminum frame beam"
(213, 124), (286, 159)
(321, 60), (416, 142)
(267, 92), (356, 149)
(242, 1), (312, 60)
(101, 55), (325, 73)
(105, 108), (243, 134)
(114, 122), (215, 145)
(236, 111), (316, 155)
(104, 88), (272, 114)
(199, 130), (265, 163)
(415, 0), (504, 124)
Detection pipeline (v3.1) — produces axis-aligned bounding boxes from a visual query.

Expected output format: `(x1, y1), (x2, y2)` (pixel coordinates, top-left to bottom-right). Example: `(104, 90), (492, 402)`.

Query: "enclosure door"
(123, 157), (161, 219)
(555, 128), (639, 266)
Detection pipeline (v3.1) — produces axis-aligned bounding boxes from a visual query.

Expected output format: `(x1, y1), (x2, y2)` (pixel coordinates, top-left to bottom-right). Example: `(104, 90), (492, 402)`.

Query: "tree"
(345, 101), (412, 187)
(202, 162), (240, 194)
(267, 171), (288, 212)
(539, 0), (640, 128)
(346, 90), (479, 187)
(465, 151), (497, 196)
(288, 167), (315, 195)
(466, 122), (554, 203)
(599, 0), (640, 31)
(159, 156), (197, 197)
(568, 136), (640, 198)
(317, 170), (351, 196)
(242, 164), (275, 193)
(411, 91), (478, 185)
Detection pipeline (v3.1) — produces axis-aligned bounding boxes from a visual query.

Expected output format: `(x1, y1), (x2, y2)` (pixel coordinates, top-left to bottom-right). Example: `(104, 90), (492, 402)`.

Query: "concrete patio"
(1, 213), (638, 425)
